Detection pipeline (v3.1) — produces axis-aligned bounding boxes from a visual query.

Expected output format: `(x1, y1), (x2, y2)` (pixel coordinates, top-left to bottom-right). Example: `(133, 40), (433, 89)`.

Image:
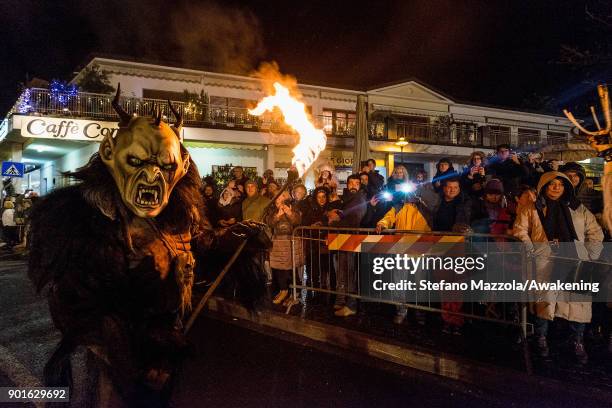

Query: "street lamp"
(395, 136), (409, 166)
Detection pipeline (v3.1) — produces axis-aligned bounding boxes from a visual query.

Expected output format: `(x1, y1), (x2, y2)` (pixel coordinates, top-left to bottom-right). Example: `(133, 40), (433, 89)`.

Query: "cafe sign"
(20, 117), (119, 142)
(330, 152), (354, 167)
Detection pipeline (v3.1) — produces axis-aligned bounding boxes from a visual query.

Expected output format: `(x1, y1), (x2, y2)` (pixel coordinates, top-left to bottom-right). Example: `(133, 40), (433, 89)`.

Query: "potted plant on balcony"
(76, 64), (115, 94)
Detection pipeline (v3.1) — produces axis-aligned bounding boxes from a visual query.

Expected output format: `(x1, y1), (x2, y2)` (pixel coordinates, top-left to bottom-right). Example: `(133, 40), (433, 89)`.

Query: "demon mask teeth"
(100, 84), (189, 218)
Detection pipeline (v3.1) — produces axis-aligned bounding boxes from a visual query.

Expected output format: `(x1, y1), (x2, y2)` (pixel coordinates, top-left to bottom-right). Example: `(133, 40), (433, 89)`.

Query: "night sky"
(0, 0), (609, 115)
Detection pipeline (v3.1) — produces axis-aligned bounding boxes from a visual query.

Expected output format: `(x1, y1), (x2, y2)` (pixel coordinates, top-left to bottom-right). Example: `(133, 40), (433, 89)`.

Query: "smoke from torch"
(248, 82), (327, 176)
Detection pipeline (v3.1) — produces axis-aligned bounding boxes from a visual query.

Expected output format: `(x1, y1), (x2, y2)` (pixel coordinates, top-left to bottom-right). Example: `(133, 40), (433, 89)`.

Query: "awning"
(184, 141), (264, 151)
(539, 138), (598, 162)
(371, 104), (447, 118)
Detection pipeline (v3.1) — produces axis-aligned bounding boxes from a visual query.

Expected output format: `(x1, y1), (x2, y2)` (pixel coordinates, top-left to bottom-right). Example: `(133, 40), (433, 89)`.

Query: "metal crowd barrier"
(290, 226), (532, 339)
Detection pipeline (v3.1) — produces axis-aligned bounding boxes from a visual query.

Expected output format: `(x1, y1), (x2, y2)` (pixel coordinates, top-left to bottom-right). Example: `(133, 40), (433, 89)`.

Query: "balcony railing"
(12, 88), (293, 133)
(7, 89), (564, 150)
(317, 115), (356, 137)
(370, 120), (497, 148)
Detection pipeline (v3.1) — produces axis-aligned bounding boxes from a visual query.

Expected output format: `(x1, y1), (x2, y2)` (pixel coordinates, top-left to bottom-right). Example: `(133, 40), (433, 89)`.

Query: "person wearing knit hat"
(471, 178), (511, 235)
(562, 162), (603, 217)
(315, 163), (339, 191)
(242, 180), (270, 222)
(484, 178), (504, 195)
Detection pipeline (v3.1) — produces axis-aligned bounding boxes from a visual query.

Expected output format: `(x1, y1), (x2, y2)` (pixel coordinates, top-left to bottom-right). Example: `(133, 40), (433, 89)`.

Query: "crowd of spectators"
(0, 190), (39, 251)
(2, 144), (607, 364)
(199, 144), (609, 364)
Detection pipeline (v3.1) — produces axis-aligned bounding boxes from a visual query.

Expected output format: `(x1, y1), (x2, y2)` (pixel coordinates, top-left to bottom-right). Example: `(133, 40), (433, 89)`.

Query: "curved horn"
(168, 100), (183, 129)
(154, 106), (162, 126)
(112, 83), (132, 127)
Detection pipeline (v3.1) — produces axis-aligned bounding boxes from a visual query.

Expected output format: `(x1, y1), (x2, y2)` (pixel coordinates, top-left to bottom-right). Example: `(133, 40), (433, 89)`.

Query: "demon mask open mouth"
(100, 84), (190, 218)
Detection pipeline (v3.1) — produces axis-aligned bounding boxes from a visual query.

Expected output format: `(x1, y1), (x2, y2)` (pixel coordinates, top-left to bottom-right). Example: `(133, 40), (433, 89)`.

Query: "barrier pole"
(291, 236), (297, 302)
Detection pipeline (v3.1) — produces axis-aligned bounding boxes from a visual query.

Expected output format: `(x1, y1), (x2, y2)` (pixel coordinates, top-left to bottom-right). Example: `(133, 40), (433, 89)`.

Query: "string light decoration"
(16, 88), (32, 113)
(49, 80), (79, 108)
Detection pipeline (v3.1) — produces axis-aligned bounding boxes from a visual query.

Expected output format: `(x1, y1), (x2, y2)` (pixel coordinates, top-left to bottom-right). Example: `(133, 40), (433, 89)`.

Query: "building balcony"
(11, 88), (294, 134)
(5, 89), (567, 151)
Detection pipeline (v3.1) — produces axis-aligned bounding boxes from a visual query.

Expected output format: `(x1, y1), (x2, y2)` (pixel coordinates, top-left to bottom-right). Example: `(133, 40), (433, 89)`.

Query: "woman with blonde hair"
(386, 165), (409, 191)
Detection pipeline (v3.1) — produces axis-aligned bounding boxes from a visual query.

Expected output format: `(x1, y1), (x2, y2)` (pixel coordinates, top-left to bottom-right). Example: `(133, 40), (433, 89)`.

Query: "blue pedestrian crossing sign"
(1, 161), (25, 177)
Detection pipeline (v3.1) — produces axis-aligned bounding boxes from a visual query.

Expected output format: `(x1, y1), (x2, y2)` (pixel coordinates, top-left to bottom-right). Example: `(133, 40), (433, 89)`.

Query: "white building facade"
(0, 57), (578, 195)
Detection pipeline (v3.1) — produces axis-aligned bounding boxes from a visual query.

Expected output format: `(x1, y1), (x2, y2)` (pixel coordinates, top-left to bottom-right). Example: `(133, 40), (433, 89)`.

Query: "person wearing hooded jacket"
(513, 171), (603, 364)
(216, 185), (242, 227)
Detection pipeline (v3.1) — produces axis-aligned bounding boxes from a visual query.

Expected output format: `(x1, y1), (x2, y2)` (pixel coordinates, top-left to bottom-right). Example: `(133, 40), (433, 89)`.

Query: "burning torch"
(185, 81), (326, 334)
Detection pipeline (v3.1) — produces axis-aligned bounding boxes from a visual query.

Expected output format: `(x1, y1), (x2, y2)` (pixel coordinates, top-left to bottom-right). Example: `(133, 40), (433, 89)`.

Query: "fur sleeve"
(27, 186), (128, 333)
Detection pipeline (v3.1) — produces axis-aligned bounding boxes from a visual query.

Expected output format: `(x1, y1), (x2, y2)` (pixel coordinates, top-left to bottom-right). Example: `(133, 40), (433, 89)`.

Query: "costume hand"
(370, 196), (379, 206)
(231, 221), (268, 240)
(375, 224), (385, 233)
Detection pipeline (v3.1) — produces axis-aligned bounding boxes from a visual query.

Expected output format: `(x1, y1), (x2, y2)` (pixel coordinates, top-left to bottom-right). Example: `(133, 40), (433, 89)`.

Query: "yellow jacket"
(377, 203), (431, 231)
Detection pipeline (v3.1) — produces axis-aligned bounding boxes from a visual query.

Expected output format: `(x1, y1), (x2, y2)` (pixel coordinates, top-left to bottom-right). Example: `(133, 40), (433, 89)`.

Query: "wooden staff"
(184, 168), (300, 334)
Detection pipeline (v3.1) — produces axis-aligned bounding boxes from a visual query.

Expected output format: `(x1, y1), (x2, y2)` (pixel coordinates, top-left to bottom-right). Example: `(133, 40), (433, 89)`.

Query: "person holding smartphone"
(461, 151), (487, 198)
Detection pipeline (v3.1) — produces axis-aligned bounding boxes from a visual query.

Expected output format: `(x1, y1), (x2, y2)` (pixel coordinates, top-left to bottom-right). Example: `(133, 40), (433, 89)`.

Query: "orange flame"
(249, 82), (327, 176)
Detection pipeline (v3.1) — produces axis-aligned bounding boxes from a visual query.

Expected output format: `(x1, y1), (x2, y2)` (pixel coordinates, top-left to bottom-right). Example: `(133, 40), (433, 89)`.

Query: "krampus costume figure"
(28, 86), (266, 407)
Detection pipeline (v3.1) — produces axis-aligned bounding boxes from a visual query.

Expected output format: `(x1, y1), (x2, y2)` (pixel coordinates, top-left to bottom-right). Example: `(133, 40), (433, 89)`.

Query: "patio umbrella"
(540, 136), (599, 162)
(352, 94), (369, 173)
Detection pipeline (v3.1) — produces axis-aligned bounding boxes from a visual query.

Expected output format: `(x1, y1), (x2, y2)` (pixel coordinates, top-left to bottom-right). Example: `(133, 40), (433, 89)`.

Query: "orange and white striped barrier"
(326, 233), (465, 255)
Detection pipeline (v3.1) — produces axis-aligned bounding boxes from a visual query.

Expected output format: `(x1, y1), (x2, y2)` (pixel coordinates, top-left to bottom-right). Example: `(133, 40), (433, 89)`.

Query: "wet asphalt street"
(0, 257), (606, 407)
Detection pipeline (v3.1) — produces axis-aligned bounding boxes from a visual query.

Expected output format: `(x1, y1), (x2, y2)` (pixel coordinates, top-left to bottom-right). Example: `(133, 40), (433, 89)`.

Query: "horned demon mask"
(100, 84), (190, 218)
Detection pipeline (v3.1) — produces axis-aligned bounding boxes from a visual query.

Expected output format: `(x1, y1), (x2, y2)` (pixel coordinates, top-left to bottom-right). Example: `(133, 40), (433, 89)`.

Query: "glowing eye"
(128, 156), (143, 167)
(162, 163), (176, 171)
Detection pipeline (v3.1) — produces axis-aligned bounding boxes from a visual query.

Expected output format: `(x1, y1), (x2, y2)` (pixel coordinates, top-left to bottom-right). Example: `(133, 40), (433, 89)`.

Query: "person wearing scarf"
(513, 172), (603, 364)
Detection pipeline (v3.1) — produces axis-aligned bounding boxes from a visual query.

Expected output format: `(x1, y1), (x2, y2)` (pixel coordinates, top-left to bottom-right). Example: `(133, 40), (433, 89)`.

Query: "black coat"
(368, 170), (385, 194)
(216, 200), (242, 225)
(486, 159), (528, 196)
(432, 193), (472, 232)
(332, 190), (367, 228)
